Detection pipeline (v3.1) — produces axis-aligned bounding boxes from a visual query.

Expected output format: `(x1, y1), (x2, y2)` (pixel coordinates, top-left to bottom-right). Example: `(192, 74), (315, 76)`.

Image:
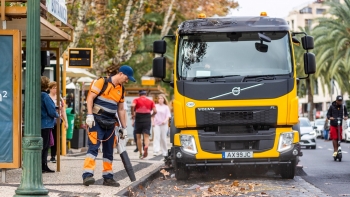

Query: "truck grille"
(196, 106), (277, 127)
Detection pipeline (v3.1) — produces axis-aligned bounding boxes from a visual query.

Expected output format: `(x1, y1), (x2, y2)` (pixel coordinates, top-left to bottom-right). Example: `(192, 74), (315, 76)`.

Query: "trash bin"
(66, 108), (75, 140)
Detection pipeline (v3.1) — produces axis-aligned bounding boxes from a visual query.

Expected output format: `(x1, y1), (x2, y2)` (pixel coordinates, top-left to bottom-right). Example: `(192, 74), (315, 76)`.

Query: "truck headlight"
(278, 132), (294, 152)
(180, 135), (197, 154)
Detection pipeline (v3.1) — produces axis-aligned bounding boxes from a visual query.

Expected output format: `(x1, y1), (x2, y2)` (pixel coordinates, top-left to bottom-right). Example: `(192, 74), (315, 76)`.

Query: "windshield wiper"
(193, 75), (240, 81)
(243, 75), (276, 82)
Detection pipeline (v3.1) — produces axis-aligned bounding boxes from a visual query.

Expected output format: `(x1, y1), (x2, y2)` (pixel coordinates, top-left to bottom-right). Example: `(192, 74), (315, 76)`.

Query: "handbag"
(49, 129), (54, 146)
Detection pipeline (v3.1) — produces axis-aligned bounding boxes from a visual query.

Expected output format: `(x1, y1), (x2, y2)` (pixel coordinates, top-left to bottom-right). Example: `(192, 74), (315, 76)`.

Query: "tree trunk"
(62, 0), (91, 56)
(306, 78), (315, 121)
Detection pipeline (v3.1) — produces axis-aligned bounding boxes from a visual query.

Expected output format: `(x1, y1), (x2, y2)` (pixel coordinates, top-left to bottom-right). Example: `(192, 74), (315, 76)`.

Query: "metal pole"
(15, 0), (49, 196)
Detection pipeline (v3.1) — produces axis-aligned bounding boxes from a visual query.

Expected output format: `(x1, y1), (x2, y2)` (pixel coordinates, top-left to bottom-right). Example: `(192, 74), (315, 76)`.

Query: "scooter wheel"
(334, 157), (337, 161)
(339, 158), (342, 162)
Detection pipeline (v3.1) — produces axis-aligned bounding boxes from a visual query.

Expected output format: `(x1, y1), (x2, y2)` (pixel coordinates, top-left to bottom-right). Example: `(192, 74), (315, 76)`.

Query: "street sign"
(0, 30), (22, 168)
(46, 0), (68, 25)
(68, 48), (93, 68)
(141, 76), (155, 86)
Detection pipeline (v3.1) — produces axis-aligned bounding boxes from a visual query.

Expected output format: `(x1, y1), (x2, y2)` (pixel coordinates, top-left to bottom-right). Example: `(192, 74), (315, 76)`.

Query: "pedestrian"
(48, 81), (68, 163)
(323, 118), (330, 141)
(131, 90), (157, 159)
(152, 94), (171, 157)
(326, 95), (348, 157)
(82, 65), (135, 186)
(40, 76), (59, 173)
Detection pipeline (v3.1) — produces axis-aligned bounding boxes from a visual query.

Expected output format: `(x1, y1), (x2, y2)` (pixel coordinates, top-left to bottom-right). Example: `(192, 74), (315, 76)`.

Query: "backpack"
(89, 77), (125, 102)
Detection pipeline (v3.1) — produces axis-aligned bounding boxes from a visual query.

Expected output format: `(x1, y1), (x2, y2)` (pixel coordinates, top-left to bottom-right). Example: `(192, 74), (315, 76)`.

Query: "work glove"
(120, 128), (127, 139)
(86, 114), (95, 128)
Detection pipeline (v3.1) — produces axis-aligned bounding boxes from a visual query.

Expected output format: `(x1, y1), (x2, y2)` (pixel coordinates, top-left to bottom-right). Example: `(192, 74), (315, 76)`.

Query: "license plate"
(222, 151), (253, 158)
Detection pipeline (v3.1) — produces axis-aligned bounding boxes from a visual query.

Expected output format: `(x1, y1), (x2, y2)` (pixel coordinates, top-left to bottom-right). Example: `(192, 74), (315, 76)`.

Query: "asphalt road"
(299, 138), (350, 197)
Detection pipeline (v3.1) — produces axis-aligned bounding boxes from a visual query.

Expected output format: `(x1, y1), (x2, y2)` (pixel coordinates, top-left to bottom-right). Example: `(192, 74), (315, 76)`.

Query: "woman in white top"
(48, 81), (68, 163)
(152, 94), (171, 156)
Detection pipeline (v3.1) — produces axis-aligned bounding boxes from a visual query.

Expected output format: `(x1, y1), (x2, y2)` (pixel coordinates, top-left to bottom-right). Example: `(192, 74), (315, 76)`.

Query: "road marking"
(318, 146), (323, 149)
(343, 151), (348, 154)
(328, 148), (333, 151)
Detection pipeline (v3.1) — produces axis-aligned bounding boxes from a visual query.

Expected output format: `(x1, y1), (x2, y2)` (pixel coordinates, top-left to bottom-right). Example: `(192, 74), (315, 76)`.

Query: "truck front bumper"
(171, 143), (302, 167)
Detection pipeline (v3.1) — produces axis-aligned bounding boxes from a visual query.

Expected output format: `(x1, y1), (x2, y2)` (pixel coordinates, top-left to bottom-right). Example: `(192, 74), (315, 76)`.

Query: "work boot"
(133, 147), (138, 152)
(103, 178), (120, 187)
(83, 176), (95, 186)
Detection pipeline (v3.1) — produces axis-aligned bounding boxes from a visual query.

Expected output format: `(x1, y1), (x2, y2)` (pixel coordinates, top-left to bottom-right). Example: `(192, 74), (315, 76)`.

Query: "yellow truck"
(152, 13), (315, 179)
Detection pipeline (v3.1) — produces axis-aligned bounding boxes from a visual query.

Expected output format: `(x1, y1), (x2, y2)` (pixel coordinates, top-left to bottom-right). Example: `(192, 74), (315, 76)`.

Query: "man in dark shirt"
(327, 95), (348, 157)
(131, 90), (157, 159)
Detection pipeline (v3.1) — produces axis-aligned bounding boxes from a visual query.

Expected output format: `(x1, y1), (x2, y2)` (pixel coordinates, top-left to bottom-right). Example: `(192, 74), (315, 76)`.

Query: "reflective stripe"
(103, 158), (113, 163)
(83, 169), (94, 174)
(94, 104), (118, 113)
(86, 153), (96, 160)
(102, 171), (113, 175)
(98, 96), (118, 105)
(92, 86), (101, 94)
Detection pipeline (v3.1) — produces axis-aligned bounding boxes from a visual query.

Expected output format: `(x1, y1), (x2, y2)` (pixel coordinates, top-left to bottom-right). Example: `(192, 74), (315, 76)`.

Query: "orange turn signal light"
(198, 13), (206, 19)
(260, 12), (268, 17)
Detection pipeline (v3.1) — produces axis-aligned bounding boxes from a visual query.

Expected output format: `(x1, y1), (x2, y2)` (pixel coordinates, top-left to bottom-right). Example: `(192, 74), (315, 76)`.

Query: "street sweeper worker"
(82, 65), (136, 187)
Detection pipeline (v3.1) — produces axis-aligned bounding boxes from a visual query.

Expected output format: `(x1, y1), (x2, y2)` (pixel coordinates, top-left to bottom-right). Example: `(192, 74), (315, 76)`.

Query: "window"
(305, 19), (313, 29)
(316, 8), (326, 14)
(300, 7), (312, 14)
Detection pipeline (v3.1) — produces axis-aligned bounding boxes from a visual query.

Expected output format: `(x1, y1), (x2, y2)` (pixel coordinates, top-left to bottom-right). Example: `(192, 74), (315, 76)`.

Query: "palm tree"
(312, 0), (350, 96)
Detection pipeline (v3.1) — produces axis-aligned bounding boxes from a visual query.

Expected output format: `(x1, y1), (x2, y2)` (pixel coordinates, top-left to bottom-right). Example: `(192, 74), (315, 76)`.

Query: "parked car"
(342, 119), (350, 142)
(313, 119), (325, 138)
(299, 117), (317, 149)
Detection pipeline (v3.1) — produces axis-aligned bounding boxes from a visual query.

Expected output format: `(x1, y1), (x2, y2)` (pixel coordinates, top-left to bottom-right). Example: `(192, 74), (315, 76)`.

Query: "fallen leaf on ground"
(160, 169), (170, 178)
(232, 180), (240, 187)
(248, 183), (254, 191)
(174, 186), (179, 191)
(240, 187), (245, 191)
(138, 185), (144, 190)
(208, 187), (214, 192)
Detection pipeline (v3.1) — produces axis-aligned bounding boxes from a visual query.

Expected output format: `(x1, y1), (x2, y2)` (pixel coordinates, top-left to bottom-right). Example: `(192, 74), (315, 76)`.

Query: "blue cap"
(119, 65), (136, 82)
(139, 90), (147, 95)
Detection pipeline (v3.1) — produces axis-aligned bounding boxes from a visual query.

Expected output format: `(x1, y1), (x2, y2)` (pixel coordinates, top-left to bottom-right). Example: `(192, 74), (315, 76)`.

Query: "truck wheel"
(280, 161), (295, 179)
(175, 163), (190, 180)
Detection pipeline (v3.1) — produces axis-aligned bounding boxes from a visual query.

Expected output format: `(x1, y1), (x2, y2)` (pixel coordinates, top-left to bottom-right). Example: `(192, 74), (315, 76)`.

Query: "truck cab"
(153, 13), (315, 180)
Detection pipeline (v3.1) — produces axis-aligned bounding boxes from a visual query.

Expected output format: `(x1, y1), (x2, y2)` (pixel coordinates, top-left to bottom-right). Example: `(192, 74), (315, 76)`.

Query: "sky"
(229, 0), (315, 18)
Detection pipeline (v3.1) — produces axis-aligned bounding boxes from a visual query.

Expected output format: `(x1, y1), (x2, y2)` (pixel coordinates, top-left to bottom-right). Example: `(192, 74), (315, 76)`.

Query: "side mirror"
(301, 35), (314, 50)
(153, 40), (166, 54)
(255, 43), (268, 53)
(304, 52), (316, 74)
(153, 57), (166, 78)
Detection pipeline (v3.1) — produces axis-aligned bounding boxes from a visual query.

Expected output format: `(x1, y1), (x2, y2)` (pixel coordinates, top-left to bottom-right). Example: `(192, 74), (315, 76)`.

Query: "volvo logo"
(186, 102), (195, 108)
(198, 108), (215, 111)
(208, 83), (264, 100)
(232, 87), (241, 96)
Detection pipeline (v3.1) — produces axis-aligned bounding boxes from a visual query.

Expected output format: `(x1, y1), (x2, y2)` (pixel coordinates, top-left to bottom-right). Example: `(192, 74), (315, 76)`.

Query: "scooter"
(334, 117), (342, 162)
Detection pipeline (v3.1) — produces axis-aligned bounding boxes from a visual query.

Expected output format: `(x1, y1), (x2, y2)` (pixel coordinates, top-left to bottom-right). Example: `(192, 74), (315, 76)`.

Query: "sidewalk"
(0, 139), (169, 197)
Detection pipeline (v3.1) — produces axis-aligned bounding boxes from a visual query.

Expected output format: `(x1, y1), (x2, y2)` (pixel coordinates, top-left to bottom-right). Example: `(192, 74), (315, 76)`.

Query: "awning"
(77, 77), (94, 83)
(66, 68), (97, 78)
(0, 17), (71, 41)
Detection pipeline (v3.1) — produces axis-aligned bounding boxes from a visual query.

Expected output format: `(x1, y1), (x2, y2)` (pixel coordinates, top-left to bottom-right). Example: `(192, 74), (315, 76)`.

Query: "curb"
(65, 152), (86, 157)
(116, 166), (162, 196)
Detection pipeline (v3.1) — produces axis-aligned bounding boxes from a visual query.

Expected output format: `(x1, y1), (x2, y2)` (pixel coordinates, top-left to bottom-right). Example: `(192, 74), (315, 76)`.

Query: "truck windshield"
(177, 32), (293, 80)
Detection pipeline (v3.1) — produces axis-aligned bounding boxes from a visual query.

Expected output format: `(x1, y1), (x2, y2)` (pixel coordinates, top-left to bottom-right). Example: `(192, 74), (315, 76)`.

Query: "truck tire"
(175, 162), (190, 180)
(170, 117), (180, 144)
(280, 160), (296, 179)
